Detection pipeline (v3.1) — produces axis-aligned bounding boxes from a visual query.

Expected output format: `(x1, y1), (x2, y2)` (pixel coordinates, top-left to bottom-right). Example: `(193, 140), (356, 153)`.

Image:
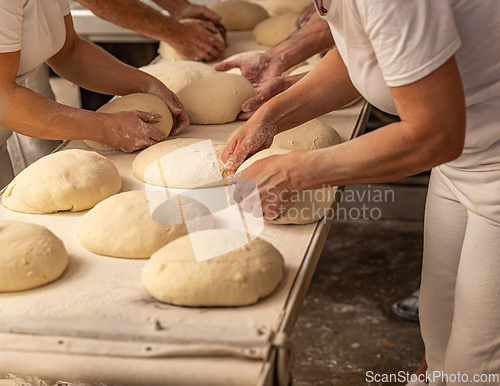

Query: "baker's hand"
(213, 52), (284, 90)
(168, 2), (221, 24)
(222, 116), (279, 173)
(168, 19), (226, 62)
(232, 152), (299, 220)
(141, 82), (190, 135)
(238, 74), (306, 120)
(100, 111), (166, 152)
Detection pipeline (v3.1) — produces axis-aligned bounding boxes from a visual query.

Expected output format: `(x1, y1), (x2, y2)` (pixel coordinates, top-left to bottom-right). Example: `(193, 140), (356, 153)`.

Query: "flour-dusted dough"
(78, 191), (213, 258)
(2, 150), (122, 214)
(253, 13), (299, 47)
(139, 60), (216, 93)
(209, 1), (269, 31)
(266, 0), (311, 14)
(0, 221), (68, 292)
(132, 138), (229, 188)
(177, 73), (256, 124)
(271, 119), (341, 150)
(237, 148), (335, 224)
(158, 19), (225, 62)
(227, 119), (341, 151)
(85, 93), (173, 151)
(288, 63), (317, 76)
(142, 229), (284, 306)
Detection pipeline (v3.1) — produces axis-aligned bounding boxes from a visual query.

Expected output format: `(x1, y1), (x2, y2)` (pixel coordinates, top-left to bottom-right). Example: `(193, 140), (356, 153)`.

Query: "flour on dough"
(209, 1), (269, 31)
(2, 150), (122, 214)
(236, 148), (335, 224)
(253, 13), (299, 47)
(132, 138), (229, 189)
(139, 60), (216, 93)
(85, 93), (173, 151)
(228, 119), (341, 151)
(142, 229), (284, 306)
(78, 191), (213, 258)
(177, 73), (256, 125)
(0, 221), (68, 292)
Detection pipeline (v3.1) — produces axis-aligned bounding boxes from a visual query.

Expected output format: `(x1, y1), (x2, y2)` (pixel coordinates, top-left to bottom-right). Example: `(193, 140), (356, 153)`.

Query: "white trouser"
(420, 164), (500, 385)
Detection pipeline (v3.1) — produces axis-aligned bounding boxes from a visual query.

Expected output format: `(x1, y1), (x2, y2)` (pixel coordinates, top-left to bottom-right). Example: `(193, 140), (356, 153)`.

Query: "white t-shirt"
(0, 0), (70, 81)
(315, 0), (500, 169)
(0, 0), (70, 145)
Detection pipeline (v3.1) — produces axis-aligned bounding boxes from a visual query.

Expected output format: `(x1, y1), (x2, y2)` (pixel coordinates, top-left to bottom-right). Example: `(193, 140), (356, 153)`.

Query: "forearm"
(75, 0), (181, 42)
(255, 48), (359, 132)
(265, 12), (333, 72)
(47, 38), (160, 97)
(0, 84), (110, 142)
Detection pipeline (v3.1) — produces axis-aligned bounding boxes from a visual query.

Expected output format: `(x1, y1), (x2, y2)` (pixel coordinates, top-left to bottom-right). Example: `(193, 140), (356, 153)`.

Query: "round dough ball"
(85, 93), (173, 151)
(78, 191), (213, 258)
(0, 221), (68, 292)
(142, 229), (284, 306)
(253, 13), (299, 46)
(2, 150), (122, 214)
(139, 60), (216, 93)
(227, 119), (340, 151)
(158, 19), (225, 62)
(266, 0), (311, 14)
(270, 119), (341, 150)
(288, 63), (317, 76)
(209, 1), (269, 31)
(236, 148), (335, 224)
(177, 73), (256, 125)
(132, 138), (229, 188)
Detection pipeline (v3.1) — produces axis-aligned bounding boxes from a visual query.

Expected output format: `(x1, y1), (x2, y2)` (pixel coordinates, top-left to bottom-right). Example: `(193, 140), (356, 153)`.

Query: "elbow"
(425, 121), (466, 167)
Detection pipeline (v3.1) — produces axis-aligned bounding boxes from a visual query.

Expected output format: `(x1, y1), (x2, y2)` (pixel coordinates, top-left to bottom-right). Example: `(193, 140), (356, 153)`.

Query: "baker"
(224, 0), (500, 383)
(0, 0), (189, 189)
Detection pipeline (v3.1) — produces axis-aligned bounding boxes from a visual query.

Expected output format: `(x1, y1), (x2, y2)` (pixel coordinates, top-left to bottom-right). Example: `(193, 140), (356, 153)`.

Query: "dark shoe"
(392, 289), (419, 323)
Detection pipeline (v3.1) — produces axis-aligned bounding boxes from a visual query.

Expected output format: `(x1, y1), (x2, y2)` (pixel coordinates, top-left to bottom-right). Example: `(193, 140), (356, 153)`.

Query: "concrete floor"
(291, 183), (428, 386)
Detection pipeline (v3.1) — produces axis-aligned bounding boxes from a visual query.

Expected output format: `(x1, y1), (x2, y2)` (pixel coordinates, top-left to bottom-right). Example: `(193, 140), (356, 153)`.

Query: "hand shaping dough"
(158, 19), (225, 62)
(266, 0), (311, 14)
(85, 93), (173, 151)
(142, 229), (284, 306)
(177, 73), (256, 124)
(236, 148), (335, 224)
(253, 13), (299, 47)
(219, 50), (265, 76)
(139, 60), (216, 93)
(227, 119), (341, 151)
(2, 150), (122, 214)
(0, 221), (68, 292)
(78, 191), (213, 258)
(132, 138), (229, 188)
(209, 1), (269, 31)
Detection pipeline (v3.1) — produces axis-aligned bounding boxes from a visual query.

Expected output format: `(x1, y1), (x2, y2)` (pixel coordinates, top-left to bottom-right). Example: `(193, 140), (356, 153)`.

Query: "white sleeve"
(59, 0), (71, 16)
(0, 0), (23, 53)
(354, 0), (461, 87)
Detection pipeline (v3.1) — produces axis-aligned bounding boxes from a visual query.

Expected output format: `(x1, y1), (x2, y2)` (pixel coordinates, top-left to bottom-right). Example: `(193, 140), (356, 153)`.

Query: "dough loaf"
(266, 0), (311, 14)
(0, 221), (68, 292)
(78, 191), (213, 258)
(2, 150), (122, 214)
(228, 119), (341, 151)
(253, 13), (299, 47)
(177, 73), (256, 125)
(85, 93), (173, 151)
(142, 229), (284, 306)
(236, 148), (335, 224)
(158, 19), (225, 62)
(209, 1), (269, 31)
(139, 60), (216, 93)
(132, 138), (229, 188)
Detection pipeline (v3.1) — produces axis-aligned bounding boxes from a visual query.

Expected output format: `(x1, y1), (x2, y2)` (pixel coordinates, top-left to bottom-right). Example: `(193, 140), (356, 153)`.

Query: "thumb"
(213, 60), (238, 72)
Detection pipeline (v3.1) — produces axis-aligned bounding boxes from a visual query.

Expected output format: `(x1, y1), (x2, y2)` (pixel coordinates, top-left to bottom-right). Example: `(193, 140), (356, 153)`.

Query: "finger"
(237, 111), (255, 120)
(170, 110), (190, 135)
(241, 94), (265, 113)
(145, 125), (166, 142)
(136, 111), (162, 123)
(221, 138), (236, 163)
(213, 60), (238, 72)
